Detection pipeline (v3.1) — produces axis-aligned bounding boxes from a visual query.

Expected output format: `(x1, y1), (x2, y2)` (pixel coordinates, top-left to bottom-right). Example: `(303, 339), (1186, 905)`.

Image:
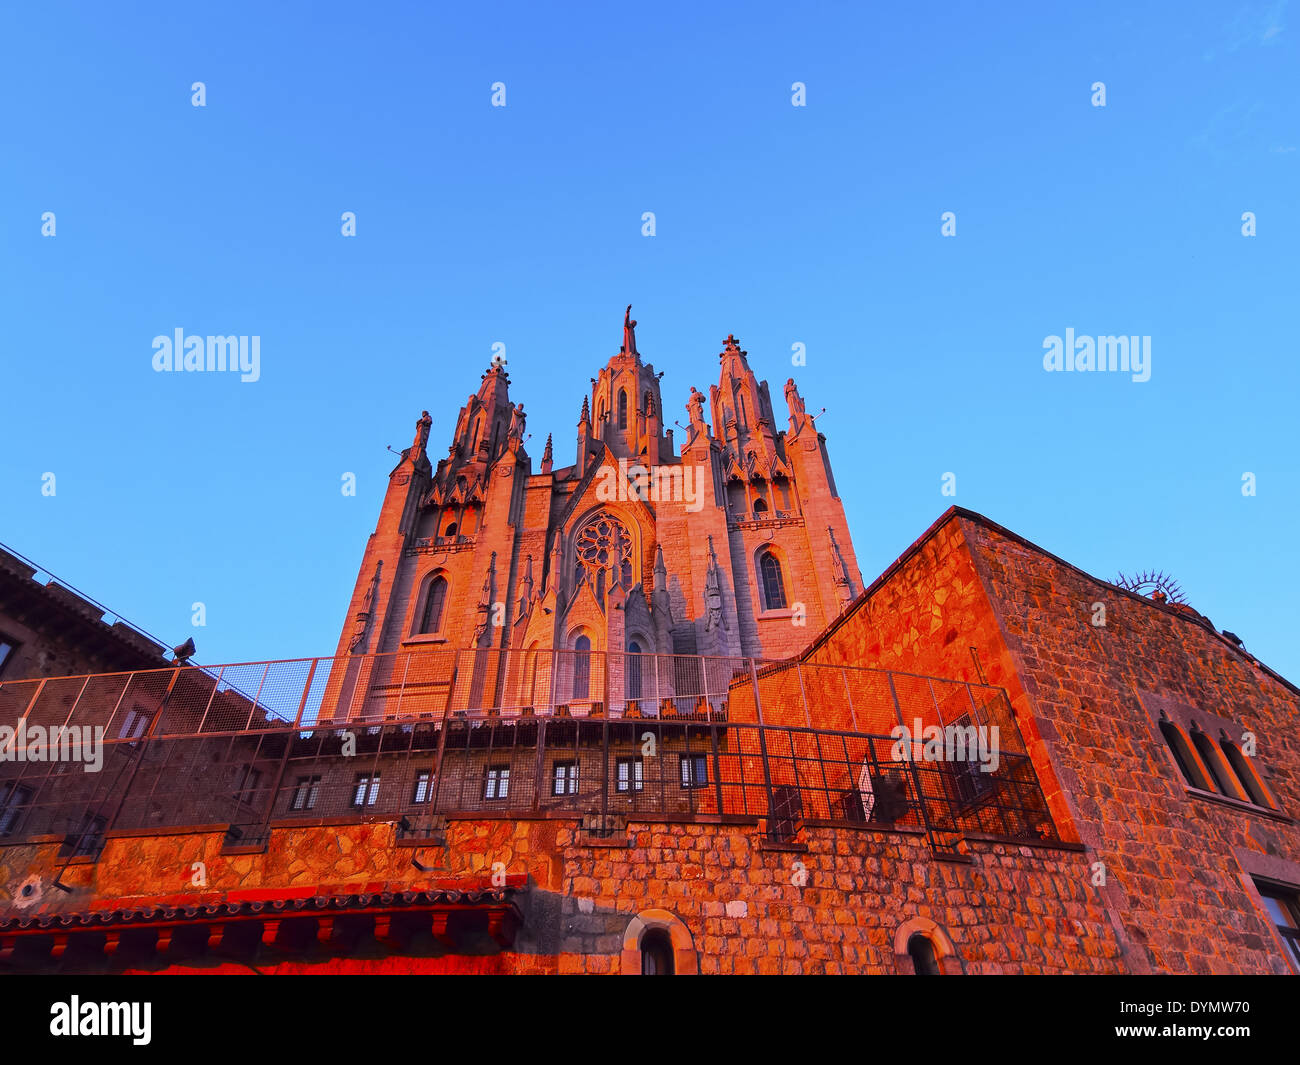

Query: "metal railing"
(0, 649), (1060, 861)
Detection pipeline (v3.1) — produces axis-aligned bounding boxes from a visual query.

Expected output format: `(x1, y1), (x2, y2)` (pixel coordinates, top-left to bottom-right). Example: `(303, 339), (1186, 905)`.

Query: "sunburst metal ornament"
(1114, 569), (1187, 605)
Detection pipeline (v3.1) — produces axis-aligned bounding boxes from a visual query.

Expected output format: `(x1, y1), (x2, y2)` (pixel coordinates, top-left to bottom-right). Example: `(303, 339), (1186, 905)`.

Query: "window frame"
(758, 549), (788, 611)
(0, 633), (19, 678)
(553, 760), (579, 796)
(419, 574), (449, 635)
(411, 769), (434, 805)
(617, 756), (645, 793)
(484, 764), (510, 801)
(351, 772), (381, 808)
(679, 753), (709, 790)
(290, 774), (321, 812)
(0, 783), (34, 837)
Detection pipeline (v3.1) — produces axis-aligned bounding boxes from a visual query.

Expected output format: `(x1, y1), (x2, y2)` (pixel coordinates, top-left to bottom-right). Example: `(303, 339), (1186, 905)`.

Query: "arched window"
(907, 934), (941, 975)
(641, 928), (674, 975)
(419, 576), (448, 634)
(1159, 719), (1211, 790)
(573, 634), (591, 700)
(752, 498), (768, 519)
(1221, 740), (1275, 808)
(443, 522), (457, 539)
(627, 640), (643, 701)
(470, 416), (483, 452)
(759, 550), (787, 611)
(618, 390), (628, 430)
(1191, 729), (1238, 796)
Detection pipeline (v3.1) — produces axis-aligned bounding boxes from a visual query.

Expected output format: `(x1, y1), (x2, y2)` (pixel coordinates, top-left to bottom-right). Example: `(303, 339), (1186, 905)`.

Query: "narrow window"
(1158, 720), (1212, 790)
(411, 770), (434, 804)
(759, 550), (787, 610)
(291, 775), (321, 811)
(752, 498), (768, 518)
(118, 707), (151, 747)
(70, 813), (107, 857)
(0, 633), (18, 678)
(573, 635), (591, 700)
(484, 765), (510, 801)
(617, 757), (644, 793)
(1221, 740), (1275, 808)
(908, 933), (942, 975)
(352, 772), (381, 807)
(443, 522), (457, 539)
(680, 753), (708, 789)
(553, 761), (579, 796)
(1255, 880), (1300, 966)
(627, 640), (643, 701)
(0, 783), (33, 836)
(1191, 729), (1238, 796)
(618, 390), (628, 429)
(641, 928), (674, 975)
(420, 576), (448, 634)
(236, 765), (262, 805)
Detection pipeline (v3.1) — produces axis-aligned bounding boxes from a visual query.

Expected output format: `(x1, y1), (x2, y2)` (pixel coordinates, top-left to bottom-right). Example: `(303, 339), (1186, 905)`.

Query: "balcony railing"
(0, 649), (1061, 863)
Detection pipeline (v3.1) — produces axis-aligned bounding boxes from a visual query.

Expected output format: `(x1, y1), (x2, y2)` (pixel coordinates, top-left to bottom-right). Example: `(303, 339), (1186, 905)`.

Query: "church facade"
(324, 310), (863, 721)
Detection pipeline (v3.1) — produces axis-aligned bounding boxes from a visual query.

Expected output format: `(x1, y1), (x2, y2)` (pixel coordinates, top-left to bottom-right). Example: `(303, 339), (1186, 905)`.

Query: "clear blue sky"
(2, 2), (1297, 681)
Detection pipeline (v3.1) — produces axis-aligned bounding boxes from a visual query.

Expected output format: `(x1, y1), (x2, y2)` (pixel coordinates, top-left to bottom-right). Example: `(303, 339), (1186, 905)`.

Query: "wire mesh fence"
(0, 649), (1059, 858)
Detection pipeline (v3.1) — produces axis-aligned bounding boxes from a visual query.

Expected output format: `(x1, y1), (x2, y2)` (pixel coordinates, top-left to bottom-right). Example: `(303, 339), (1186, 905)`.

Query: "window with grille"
(679, 754), (708, 789)
(352, 773), (381, 807)
(236, 766), (262, 805)
(0, 783), (33, 837)
(485, 765), (510, 801)
(617, 757), (644, 793)
(291, 775), (321, 811)
(553, 761), (579, 796)
(411, 769), (434, 804)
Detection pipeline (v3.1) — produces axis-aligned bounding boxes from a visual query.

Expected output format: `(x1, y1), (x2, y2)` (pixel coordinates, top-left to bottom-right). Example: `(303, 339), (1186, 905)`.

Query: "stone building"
(0, 546), (169, 682)
(2, 507), (1297, 975)
(1, 313), (1298, 976)
(321, 310), (862, 722)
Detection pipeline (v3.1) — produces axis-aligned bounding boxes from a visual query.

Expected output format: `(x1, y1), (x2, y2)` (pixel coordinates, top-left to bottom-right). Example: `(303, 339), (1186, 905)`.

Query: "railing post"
(796, 662), (812, 729)
(840, 667), (858, 732)
(531, 717), (547, 812)
(430, 652), (460, 812)
(886, 670), (938, 848)
(259, 656), (319, 834)
(710, 722), (724, 816)
(600, 716), (610, 833)
(747, 659), (777, 827)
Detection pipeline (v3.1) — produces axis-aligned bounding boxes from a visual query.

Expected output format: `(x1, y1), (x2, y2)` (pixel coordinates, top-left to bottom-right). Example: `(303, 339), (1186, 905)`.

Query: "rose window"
(576, 514), (634, 589)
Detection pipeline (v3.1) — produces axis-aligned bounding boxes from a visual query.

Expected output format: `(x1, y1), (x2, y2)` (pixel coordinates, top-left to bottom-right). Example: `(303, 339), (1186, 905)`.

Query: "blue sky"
(2, 2), (1297, 681)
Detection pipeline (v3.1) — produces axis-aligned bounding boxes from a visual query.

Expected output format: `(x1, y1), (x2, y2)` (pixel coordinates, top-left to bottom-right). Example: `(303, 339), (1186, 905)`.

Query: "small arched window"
(1221, 740), (1275, 808)
(1159, 719), (1211, 790)
(443, 522), (457, 539)
(419, 576), (448, 634)
(573, 634), (591, 699)
(752, 498), (768, 518)
(627, 640), (643, 701)
(618, 390), (628, 430)
(759, 550), (787, 611)
(907, 933), (941, 975)
(1191, 729), (1237, 796)
(641, 928), (674, 974)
